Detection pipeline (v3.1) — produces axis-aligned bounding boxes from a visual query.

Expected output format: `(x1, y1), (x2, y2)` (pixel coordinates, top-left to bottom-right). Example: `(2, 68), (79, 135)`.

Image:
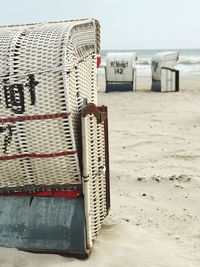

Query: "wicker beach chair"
(0, 19), (110, 258)
(98, 52), (137, 92)
(151, 51), (179, 92)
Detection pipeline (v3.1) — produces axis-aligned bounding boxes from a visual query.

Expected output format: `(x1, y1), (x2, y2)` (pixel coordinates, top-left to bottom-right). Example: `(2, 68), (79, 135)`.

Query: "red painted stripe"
(0, 112), (71, 124)
(0, 190), (81, 198)
(0, 150), (77, 161)
(97, 55), (101, 68)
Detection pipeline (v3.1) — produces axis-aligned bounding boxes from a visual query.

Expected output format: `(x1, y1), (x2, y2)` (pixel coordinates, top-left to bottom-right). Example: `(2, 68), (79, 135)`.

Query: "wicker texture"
(0, 19), (98, 192)
(82, 113), (107, 247)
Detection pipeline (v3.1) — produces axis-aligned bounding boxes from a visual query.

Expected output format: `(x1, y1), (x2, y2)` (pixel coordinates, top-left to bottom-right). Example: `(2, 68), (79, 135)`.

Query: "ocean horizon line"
(101, 48), (200, 52)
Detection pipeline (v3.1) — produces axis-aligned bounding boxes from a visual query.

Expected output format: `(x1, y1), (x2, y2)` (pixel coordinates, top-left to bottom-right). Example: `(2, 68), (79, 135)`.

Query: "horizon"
(101, 48), (200, 51)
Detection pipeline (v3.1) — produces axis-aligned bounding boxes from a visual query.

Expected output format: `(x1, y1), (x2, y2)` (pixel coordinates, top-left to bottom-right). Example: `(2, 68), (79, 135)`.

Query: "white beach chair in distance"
(97, 63), (107, 92)
(98, 52), (137, 92)
(0, 19), (110, 258)
(151, 51), (179, 92)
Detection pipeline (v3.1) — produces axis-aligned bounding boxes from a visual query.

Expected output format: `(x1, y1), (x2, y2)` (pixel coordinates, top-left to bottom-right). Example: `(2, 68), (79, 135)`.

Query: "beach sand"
(0, 75), (200, 266)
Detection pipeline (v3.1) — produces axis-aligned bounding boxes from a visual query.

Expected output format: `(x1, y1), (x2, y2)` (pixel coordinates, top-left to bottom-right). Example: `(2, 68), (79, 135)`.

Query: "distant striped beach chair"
(151, 51), (179, 92)
(98, 52), (137, 92)
(0, 19), (110, 258)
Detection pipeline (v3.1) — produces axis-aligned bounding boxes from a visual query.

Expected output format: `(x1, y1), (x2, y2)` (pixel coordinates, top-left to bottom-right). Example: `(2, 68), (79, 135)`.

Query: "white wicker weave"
(82, 111), (107, 248)
(0, 19), (99, 191)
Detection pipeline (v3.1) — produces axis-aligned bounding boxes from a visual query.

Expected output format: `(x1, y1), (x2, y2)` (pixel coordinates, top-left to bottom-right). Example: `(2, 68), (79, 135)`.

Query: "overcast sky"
(0, 0), (199, 49)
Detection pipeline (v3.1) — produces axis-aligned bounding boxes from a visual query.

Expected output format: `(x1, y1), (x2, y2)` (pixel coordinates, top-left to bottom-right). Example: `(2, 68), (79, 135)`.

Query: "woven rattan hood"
(0, 19), (99, 192)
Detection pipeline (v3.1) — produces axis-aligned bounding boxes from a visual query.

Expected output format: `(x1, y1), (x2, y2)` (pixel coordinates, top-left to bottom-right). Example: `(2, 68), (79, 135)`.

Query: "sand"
(1, 75), (200, 266)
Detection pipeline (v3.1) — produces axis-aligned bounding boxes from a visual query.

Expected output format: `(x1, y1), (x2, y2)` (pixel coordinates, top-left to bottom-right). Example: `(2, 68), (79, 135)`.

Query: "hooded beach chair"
(99, 52), (137, 92)
(151, 51), (179, 92)
(0, 19), (110, 258)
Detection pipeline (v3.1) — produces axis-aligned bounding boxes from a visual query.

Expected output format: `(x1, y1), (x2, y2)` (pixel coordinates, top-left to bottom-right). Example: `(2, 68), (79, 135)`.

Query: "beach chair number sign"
(107, 58), (132, 83)
(110, 61), (128, 74)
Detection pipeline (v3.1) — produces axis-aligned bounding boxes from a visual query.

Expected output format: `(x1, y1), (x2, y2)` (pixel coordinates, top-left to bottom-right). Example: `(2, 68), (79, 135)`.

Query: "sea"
(101, 49), (200, 76)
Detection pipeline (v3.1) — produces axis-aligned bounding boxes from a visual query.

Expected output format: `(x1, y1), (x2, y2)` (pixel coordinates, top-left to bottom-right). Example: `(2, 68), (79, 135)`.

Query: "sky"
(0, 0), (199, 49)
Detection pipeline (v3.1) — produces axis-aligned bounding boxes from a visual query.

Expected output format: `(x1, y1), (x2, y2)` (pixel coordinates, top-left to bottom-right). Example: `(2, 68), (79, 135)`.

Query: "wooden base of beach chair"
(106, 82), (134, 92)
(0, 195), (89, 258)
